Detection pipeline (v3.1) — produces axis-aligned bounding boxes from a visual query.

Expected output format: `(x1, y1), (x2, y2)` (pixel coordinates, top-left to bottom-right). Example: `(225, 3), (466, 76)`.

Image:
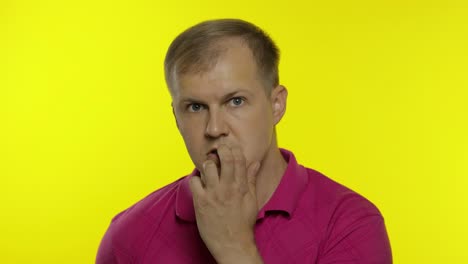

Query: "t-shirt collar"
(175, 148), (308, 222)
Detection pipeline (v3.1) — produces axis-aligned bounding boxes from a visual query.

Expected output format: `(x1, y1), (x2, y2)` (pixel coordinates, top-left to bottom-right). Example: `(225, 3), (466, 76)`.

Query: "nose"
(205, 108), (229, 139)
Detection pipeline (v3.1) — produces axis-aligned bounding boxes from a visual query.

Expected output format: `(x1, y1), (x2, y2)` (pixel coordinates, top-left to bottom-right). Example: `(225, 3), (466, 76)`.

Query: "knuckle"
(231, 148), (245, 163)
(218, 145), (229, 154)
(194, 195), (209, 207)
(233, 156), (244, 164)
(223, 155), (234, 163)
(239, 184), (248, 195)
(211, 193), (221, 203)
(226, 182), (242, 196)
(223, 189), (235, 199)
(205, 160), (216, 168)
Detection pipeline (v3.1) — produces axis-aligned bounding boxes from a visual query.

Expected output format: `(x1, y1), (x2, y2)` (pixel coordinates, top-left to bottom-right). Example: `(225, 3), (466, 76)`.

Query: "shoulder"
(97, 177), (188, 263)
(302, 167), (383, 220)
(298, 167), (387, 246)
(300, 168), (392, 263)
(111, 177), (186, 234)
(112, 177), (185, 224)
(103, 177), (187, 256)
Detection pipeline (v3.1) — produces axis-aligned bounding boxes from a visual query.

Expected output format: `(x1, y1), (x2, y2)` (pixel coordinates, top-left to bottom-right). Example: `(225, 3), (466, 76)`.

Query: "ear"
(172, 103), (180, 130)
(270, 85), (288, 125)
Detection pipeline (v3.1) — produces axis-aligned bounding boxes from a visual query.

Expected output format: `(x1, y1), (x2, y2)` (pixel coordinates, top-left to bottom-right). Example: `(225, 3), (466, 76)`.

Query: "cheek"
(237, 109), (274, 157)
(178, 118), (205, 151)
(179, 123), (205, 167)
(179, 115), (203, 136)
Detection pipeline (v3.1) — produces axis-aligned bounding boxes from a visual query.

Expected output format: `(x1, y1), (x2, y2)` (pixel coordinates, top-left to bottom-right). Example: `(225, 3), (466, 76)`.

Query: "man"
(96, 19), (392, 263)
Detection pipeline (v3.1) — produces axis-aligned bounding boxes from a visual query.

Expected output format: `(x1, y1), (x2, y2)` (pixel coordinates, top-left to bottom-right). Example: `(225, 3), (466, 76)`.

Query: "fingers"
(200, 144), (259, 194)
(247, 162), (261, 194)
(189, 175), (205, 197)
(231, 146), (247, 187)
(217, 145), (235, 183)
(202, 160), (219, 189)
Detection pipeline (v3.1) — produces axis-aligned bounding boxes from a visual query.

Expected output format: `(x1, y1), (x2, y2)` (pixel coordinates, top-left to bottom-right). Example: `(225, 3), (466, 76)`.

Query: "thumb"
(247, 161), (261, 193)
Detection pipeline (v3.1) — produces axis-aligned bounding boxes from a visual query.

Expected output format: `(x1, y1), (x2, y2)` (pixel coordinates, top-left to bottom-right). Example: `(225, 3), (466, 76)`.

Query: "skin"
(170, 38), (288, 264)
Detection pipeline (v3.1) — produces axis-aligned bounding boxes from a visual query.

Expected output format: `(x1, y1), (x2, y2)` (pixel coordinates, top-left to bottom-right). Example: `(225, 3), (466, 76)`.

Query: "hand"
(189, 144), (262, 264)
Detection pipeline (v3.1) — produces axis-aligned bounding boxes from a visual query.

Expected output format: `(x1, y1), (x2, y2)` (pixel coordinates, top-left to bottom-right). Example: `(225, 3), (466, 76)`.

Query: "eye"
(229, 97), (245, 107)
(188, 103), (204, 112)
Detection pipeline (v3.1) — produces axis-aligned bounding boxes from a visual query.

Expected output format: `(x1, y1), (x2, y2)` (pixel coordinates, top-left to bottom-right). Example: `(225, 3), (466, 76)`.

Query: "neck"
(255, 146), (288, 210)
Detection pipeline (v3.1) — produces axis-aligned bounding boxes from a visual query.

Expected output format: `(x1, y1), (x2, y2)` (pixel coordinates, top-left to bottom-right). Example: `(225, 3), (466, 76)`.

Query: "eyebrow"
(179, 89), (252, 105)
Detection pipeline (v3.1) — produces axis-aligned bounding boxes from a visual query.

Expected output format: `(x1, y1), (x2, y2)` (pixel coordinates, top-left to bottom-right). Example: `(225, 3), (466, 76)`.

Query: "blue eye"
(188, 103), (204, 112)
(230, 97), (244, 106)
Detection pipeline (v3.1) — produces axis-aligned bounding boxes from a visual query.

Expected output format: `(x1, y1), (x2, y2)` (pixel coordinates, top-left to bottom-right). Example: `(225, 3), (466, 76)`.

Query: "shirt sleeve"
(318, 214), (392, 264)
(96, 221), (134, 264)
(96, 224), (117, 264)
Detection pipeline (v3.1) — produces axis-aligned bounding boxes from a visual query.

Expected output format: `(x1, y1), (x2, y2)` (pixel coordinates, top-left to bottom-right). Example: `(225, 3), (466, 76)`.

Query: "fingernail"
(203, 160), (214, 170)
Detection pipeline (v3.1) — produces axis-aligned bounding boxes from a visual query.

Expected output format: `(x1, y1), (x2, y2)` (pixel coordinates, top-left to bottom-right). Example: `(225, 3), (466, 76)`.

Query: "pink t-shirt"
(96, 149), (392, 263)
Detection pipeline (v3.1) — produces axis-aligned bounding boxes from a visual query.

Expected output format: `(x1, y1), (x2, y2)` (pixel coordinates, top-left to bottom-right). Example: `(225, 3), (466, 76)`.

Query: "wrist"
(215, 238), (263, 264)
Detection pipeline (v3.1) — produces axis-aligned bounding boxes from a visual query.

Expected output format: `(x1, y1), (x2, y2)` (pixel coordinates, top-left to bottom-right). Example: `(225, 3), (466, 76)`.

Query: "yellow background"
(1, 0), (467, 263)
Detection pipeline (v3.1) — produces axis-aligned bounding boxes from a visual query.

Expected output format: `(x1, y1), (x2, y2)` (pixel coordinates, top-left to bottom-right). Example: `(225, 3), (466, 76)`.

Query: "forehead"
(172, 40), (264, 100)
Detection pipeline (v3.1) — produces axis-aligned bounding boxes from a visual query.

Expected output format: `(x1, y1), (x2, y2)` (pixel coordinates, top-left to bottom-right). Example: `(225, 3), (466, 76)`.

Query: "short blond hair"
(164, 19), (280, 94)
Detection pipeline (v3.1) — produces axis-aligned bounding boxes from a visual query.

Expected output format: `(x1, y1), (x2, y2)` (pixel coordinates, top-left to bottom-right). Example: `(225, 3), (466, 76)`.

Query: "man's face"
(171, 39), (285, 174)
